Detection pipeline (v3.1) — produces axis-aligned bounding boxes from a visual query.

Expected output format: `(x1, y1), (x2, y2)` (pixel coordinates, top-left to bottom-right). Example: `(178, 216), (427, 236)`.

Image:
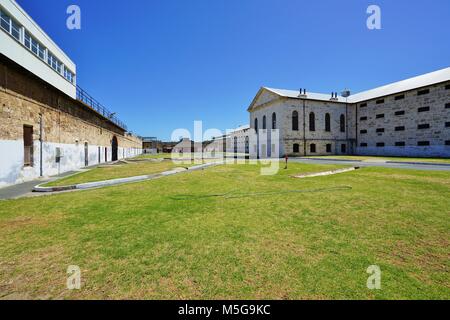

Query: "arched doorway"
(112, 136), (118, 161)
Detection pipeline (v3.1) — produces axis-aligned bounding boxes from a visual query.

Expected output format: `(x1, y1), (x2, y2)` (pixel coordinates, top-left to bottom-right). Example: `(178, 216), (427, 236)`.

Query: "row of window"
(360, 141), (450, 147)
(359, 86), (450, 108)
(292, 143), (347, 154)
(0, 7), (75, 84)
(253, 112), (347, 134)
(360, 122), (449, 134)
(360, 103), (449, 122)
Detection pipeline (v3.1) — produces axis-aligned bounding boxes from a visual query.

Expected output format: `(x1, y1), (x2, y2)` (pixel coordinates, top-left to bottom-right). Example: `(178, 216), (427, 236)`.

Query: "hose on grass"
(169, 185), (352, 201)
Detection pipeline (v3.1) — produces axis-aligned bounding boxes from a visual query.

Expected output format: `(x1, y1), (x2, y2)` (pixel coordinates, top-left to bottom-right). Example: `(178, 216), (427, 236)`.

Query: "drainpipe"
(39, 113), (43, 177)
(345, 102), (349, 153)
(302, 99), (306, 156)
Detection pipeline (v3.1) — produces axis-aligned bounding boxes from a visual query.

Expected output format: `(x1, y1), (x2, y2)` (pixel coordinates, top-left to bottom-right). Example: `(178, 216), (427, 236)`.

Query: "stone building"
(0, 0), (142, 188)
(204, 125), (250, 156)
(248, 67), (450, 158)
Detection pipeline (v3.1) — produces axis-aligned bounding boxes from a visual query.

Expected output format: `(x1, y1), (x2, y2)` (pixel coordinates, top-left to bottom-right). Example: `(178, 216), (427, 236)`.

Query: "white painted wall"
(0, 139), (143, 188)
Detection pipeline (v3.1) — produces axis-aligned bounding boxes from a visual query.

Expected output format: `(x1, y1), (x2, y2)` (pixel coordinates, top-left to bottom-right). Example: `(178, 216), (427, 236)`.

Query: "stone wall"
(356, 81), (450, 157)
(0, 55), (142, 188)
(250, 95), (354, 157)
(249, 83), (450, 158)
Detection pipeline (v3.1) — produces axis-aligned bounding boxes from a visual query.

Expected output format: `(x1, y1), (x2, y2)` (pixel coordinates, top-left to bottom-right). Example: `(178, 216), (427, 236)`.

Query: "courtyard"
(0, 161), (448, 299)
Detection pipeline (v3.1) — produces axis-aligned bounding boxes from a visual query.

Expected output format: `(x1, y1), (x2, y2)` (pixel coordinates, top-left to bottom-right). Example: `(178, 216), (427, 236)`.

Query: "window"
(445, 103), (450, 109)
(310, 144), (316, 153)
(23, 125), (33, 167)
(360, 116), (367, 121)
(360, 129), (367, 134)
(0, 10), (11, 33)
(326, 144), (332, 153)
(341, 144), (346, 153)
(418, 141), (430, 146)
(395, 110), (405, 116)
(254, 118), (258, 132)
(395, 94), (405, 100)
(376, 128), (385, 133)
(325, 113), (331, 132)
(376, 114), (385, 119)
(376, 99), (385, 105)
(418, 106), (430, 112)
(376, 143), (385, 147)
(359, 103), (367, 108)
(446, 84), (450, 90)
(11, 19), (20, 41)
(446, 140), (450, 146)
(64, 67), (74, 83)
(293, 143), (300, 153)
(360, 143), (368, 147)
(418, 89), (430, 96)
(292, 111), (299, 131)
(262, 116), (266, 130)
(309, 112), (315, 131)
(395, 126), (405, 131)
(340, 114), (345, 132)
(418, 124), (430, 130)
(272, 113), (276, 130)
(395, 142), (406, 147)
(24, 31), (31, 49)
(446, 122), (450, 128)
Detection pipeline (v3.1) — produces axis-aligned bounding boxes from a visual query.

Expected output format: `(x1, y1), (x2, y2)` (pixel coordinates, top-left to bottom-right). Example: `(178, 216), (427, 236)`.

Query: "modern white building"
(0, 0), (76, 98)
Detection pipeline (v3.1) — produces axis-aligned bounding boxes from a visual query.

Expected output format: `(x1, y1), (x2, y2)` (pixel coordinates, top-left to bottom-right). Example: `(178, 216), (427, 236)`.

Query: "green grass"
(43, 160), (191, 187)
(304, 155), (450, 164)
(136, 153), (173, 159)
(0, 162), (449, 299)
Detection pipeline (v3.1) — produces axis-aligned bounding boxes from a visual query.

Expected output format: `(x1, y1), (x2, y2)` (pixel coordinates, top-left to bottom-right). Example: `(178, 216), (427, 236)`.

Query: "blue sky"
(17, 0), (450, 140)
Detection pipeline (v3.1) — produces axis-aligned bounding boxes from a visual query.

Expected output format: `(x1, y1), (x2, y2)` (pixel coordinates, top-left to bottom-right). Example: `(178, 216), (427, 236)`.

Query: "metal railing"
(76, 85), (128, 130)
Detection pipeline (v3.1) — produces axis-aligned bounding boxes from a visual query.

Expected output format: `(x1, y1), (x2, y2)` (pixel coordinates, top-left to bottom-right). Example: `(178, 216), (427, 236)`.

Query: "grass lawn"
(136, 153), (173, 159)
(0, 162), (449, 299)
(303, 155), (450, 164)
(43, 160), (192, 187)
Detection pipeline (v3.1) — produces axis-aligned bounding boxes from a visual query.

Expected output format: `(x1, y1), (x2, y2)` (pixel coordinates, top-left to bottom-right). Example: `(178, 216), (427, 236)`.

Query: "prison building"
(0, 0), (142, 188)
(248, 67), (450, 158)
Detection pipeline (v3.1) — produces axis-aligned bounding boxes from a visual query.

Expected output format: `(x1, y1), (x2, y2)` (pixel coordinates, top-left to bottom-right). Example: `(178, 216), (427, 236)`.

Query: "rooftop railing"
(76, 85), (127, 131)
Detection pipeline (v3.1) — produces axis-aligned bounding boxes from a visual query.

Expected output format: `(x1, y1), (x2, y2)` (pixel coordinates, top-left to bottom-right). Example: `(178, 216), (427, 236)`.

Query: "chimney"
(299, 88), (307, 97)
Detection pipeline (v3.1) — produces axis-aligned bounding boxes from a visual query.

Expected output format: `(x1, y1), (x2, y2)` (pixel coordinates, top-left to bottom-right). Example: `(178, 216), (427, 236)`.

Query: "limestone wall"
(356, 81), (450, 157)
(250, 96), (354, 157)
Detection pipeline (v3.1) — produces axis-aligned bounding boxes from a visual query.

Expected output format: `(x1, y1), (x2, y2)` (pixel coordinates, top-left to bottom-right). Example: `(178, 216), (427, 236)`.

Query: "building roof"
(348, 67), (450, 102)
(256, 67), (450, 107)
(264, 88), (349, 103)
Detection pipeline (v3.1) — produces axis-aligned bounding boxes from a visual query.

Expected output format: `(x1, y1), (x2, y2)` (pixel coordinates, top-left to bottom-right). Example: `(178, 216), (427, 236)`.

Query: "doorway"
(112, 136), (118, 161)
(84, 142), (88, 166)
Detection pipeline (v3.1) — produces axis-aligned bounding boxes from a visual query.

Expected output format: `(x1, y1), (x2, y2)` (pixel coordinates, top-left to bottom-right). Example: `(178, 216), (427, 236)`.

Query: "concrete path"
(291, 158), (450, 171)
(0, 170), (78, 200)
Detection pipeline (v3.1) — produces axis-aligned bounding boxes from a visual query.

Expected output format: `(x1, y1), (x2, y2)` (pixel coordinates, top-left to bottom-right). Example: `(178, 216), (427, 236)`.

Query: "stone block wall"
(356, 81), (450, 157)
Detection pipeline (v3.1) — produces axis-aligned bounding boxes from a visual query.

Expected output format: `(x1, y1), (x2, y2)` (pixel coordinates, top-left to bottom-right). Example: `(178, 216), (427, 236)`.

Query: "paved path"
(0, 171), (77, 200)
(290, 158), (450, 171)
